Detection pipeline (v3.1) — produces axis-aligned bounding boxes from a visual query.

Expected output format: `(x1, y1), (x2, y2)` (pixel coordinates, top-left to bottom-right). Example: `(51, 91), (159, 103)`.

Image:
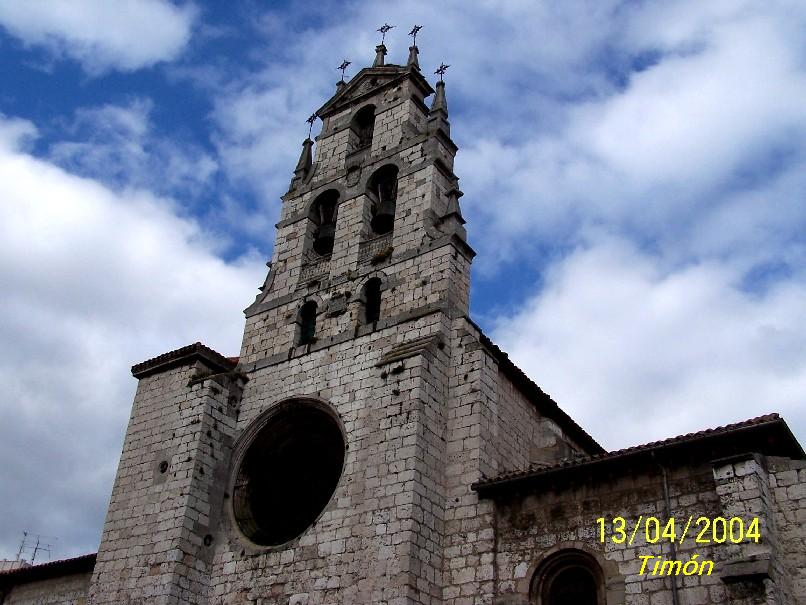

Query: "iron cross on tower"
(306, 113), (317, 139)
(337, 60), (351, 82)
(377, 23), (394, 44)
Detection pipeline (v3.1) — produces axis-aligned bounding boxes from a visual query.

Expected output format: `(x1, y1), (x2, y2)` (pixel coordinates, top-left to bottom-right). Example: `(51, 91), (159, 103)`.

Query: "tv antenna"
(16, 531), (57, 563)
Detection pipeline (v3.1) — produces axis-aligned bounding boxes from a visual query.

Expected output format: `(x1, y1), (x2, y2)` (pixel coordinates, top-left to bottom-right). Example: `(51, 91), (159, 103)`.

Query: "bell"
(370, 199), (395, 234)
(313, 222), (335, 256)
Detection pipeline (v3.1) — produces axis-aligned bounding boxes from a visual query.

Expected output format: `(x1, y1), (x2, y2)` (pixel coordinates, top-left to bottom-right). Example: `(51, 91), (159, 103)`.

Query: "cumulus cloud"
(458, 1), (806, 269)
(491, 235), (806, 450)
(48, 99), (218, 199)
(0, 115), (264, 558)
(0, 0), (196, 73)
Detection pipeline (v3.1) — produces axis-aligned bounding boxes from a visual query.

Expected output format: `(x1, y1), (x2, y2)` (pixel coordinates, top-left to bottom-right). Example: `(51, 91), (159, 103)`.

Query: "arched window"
(309, 190), (339, 256)
(350, 105), (375, 152)
(531, 549), (604, 605)
(298, 301), (317, 345)
(366, 165), (399, 236)
(363, 277), (382, 324)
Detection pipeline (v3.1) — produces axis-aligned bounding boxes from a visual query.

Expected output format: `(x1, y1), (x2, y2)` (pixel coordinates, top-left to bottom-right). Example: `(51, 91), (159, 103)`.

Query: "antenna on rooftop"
(15, 531), (57, 563)
(15, 531), (27, 561)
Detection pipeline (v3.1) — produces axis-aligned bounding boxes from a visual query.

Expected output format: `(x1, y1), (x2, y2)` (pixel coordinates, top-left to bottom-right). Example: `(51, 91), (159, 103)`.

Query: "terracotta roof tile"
(0, 553), (96, 583)
(473, 413), (803, 495)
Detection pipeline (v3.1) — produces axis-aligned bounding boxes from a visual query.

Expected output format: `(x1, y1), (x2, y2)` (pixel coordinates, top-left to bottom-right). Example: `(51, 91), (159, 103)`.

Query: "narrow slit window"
(364, 278), (382, 324)
(298, 301), (317, 345)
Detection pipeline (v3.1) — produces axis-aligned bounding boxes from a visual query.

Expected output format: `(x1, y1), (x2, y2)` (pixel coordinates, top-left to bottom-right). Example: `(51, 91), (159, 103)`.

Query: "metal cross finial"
(377, 23), (394, 44)
(306, 114), (317, 138)
(337, 60), (351, 81)
(435, 62), (450, 81)
(408, 25), (423, 46)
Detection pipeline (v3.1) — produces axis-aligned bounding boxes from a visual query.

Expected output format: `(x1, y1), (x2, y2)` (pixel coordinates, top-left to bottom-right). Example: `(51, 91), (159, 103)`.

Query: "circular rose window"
(232, 400), (345, 547)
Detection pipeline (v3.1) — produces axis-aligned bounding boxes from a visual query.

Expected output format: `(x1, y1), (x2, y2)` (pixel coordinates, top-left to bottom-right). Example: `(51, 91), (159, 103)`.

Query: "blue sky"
(1, 0), (805, 560)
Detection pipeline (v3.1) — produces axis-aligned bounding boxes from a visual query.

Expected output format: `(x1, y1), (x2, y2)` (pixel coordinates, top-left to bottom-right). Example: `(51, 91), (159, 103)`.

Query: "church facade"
(2, 42), (806, 605)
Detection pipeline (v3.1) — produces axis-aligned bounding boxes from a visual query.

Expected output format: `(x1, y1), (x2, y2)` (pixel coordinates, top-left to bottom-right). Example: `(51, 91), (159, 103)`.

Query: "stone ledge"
(720, 554), (771, 583)
(376, 334), (443, 366)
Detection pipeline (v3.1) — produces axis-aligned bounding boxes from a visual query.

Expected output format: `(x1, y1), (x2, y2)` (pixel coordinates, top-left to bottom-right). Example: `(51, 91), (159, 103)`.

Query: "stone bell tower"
(89, 36), (598, 605)
(215, 40), (475, 603)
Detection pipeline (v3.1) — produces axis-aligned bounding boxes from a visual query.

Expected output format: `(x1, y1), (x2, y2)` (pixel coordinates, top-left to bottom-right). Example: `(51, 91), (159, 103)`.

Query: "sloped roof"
(315, 64), (433, 118)
(0, 553), (96, 584)
(131, 342), (236, 378)
(472, 413), (804, 497)
(468, 318), (605, 455)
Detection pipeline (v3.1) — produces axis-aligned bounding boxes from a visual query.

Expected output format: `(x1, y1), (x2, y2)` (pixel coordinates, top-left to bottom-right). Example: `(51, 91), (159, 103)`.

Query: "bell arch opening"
(366, 164), (399, 236)
(308, 189), (340, 256)
(232, 400), (346, 547)
(349, 104), (376, 152)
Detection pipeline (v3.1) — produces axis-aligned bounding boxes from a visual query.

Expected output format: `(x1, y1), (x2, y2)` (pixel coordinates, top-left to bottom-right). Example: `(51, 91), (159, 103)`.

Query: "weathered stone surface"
(7, 46), (802, 605)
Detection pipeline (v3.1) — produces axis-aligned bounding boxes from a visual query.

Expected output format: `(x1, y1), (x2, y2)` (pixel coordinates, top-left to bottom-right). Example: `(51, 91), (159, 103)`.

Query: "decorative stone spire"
(439, 187), (467, 241)
(289, 138), (313, 190)
(407, 45), (420, 69)
(443, 188), (464, 221)
(428, 79), (450, 137)
(373, 43), (387, 67)
(431, 80), (448, 116)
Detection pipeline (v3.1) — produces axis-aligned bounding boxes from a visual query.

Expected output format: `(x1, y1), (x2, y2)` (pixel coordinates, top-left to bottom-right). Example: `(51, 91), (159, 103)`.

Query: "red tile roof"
(473, 413), (804, 496)
(0, 553), (96, 584)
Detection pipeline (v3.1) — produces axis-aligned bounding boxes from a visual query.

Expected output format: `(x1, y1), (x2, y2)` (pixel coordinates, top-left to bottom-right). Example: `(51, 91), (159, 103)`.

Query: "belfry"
(3, 28), (805, 605)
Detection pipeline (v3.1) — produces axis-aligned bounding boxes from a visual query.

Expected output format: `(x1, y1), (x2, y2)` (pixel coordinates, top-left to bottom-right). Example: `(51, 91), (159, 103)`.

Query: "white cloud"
(0, 115), (264, 558)
(48, 99), (219, 199)
(457, 0), (806, 271)
(492, 235), (806, 450)
(0, 114), (38, 150)
(0, 0), (196, 73)
(575, 9), (806, 190)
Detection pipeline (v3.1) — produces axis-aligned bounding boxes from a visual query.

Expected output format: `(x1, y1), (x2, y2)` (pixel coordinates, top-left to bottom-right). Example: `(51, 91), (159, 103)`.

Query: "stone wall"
(483, 452), (806, 605)
(4, 572), (91, 605)
(767, 456), (806, 602)
(209, 310), (455, 604)
(439, 320), (597, 605)
(88, 355), (242, 605)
